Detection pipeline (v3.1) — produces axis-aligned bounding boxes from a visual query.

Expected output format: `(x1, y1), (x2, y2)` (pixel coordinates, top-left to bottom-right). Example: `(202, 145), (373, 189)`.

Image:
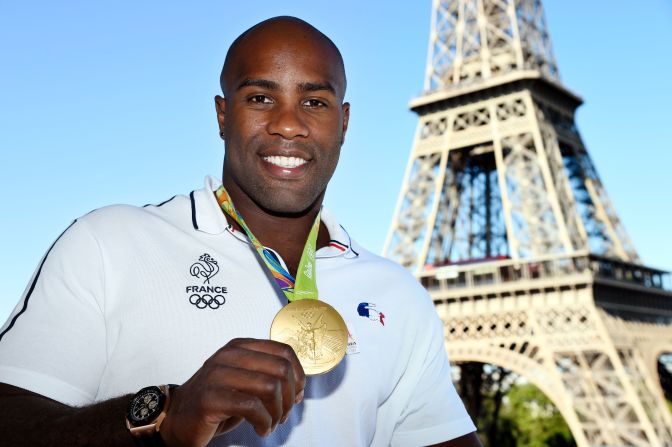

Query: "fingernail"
(295, 389), (304, 404)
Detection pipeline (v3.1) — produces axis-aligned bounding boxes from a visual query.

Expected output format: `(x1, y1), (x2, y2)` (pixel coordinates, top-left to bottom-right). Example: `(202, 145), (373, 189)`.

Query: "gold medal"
(270, 300), (348, 375)
(216, 187), (347, 375)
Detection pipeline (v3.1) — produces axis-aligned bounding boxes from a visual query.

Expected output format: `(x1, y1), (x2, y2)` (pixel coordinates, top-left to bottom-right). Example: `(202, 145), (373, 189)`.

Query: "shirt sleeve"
(390, 293), (477, 446)
(0, 219), (107, 406)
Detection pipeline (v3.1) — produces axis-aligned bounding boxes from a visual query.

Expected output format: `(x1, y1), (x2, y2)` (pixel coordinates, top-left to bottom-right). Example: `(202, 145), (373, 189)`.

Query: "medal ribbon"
(215, 186), (319, 302)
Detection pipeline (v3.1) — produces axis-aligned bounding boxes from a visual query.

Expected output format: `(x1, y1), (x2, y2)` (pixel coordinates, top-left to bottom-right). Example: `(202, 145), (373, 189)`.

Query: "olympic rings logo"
(189, 293), (226, 309)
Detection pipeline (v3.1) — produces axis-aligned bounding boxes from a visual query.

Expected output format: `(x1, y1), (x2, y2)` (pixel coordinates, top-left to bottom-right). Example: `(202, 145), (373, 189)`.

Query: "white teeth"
(262, 155), (308, 169)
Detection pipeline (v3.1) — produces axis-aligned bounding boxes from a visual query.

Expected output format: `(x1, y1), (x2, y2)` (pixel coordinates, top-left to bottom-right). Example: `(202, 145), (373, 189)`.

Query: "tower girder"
(384, 1), (672, 445)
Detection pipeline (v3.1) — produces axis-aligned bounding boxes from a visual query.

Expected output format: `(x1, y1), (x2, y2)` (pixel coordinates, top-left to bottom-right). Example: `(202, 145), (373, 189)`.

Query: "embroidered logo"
(346, 327), (360, 355)
(357, 302), (385, 326)
(190, 253), (219, 284)
(187, 291), (226, 309)
(187, 254), (226, 309)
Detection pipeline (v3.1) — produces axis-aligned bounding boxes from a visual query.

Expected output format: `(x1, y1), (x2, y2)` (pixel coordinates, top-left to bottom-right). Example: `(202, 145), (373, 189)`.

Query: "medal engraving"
(270, 300), (347, 375)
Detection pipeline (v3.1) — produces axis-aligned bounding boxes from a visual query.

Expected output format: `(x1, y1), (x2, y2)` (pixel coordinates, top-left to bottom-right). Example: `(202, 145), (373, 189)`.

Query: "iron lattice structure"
(383, 1), (672, 445)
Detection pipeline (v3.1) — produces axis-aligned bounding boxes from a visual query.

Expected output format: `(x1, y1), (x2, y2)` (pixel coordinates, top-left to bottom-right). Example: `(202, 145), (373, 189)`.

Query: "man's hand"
(0, 338), (304, 447)
(160, 338), (305, 447)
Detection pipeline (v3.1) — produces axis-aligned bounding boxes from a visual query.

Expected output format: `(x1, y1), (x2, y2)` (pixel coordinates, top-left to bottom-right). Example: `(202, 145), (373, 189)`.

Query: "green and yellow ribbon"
(215, 186), (319, 302)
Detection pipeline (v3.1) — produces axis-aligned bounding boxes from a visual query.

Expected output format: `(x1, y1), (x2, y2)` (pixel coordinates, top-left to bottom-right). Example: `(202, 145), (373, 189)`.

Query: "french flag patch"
(357, 302), (385, 326)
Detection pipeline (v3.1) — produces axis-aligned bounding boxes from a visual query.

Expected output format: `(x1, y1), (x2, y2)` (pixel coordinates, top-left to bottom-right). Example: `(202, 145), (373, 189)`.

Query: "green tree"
(503, 383), (575, 447)
(457, 363), (576, 446)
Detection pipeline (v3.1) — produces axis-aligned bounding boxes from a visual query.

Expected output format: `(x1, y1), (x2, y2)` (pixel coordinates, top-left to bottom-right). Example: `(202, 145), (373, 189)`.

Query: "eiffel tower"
(383, 1), (672, 445)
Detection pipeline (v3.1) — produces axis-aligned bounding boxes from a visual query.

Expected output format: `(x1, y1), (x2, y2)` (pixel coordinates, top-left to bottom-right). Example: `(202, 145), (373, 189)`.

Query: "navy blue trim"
(328, 239), (348, 248)
(0, 220), (77, 342)
(265, 248), (281, 264)
(189, 191), (199, 230)
(337, 224), (357, 256)
(143, 195), (177, 208)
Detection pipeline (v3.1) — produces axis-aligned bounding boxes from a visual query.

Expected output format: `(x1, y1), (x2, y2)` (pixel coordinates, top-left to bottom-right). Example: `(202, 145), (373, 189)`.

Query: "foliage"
(460, 357), (672, 446)
(501, 383), (575, 447)
(458, 363), (575, 447)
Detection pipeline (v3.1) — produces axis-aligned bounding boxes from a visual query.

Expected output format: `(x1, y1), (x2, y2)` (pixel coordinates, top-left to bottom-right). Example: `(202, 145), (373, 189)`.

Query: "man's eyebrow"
(236, 79), (279, 91)
(298, 81), (336, 95)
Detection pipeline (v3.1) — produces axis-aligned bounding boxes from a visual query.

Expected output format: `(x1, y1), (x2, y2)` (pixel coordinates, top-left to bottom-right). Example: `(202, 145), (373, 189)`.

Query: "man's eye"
(303, 99), (326, 108)
(249, 95), (272, 104)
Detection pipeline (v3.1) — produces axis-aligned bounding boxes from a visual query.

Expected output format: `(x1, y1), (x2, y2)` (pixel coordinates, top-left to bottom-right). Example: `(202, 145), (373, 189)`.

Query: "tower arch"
(447, 345), (585, 445)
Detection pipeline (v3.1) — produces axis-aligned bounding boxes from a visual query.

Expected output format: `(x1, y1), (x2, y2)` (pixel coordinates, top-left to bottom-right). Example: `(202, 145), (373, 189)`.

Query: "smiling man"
(0, 17), (480, 447)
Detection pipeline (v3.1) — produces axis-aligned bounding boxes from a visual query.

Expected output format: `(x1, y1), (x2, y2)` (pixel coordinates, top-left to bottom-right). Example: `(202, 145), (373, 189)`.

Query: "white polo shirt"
(0, 176), (475, 446)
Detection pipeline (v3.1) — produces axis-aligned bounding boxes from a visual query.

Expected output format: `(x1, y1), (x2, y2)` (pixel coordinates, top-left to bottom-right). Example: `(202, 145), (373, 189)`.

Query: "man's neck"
(217, 183), (330, 278)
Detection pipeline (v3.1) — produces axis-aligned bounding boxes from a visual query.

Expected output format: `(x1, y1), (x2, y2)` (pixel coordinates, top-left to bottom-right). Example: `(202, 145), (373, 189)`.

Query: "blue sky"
(1, 1), (671, 322)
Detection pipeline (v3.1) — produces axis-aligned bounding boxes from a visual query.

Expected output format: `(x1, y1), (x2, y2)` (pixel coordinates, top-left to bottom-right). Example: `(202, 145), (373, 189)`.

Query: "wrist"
(126, 385), (178, 447)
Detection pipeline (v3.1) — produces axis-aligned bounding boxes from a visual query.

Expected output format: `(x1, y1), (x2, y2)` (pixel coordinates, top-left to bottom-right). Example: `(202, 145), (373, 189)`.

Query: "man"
(0, 17), (481, 446)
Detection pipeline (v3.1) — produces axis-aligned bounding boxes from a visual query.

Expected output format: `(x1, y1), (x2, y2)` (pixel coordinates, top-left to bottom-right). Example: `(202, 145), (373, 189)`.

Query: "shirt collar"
(189, 176), (229, 235)
(191, 176), (354, 258)
(317, 207), (355, 258)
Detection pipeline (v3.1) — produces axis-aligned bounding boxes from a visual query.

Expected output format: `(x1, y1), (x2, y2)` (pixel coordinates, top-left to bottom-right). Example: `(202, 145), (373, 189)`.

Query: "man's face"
(216, 27), (350, 215)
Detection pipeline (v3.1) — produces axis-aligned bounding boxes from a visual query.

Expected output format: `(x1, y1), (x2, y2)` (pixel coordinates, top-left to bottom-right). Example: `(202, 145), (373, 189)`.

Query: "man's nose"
(266, 104), (309, 139)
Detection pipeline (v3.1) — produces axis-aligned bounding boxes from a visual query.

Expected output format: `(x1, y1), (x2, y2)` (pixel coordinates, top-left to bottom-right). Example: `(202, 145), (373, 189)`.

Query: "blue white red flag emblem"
(357, 302), (385, 326)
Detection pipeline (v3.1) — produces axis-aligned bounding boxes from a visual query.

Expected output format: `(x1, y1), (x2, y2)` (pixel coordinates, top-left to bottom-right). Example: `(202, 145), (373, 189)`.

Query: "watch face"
(127, 386), (166, 426)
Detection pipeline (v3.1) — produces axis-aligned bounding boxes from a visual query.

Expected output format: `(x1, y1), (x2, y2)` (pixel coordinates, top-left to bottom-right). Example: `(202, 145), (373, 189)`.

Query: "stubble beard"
(238, 171), (328, 218)
(223, 130), (342, 217)
(222, 151), (339, 219)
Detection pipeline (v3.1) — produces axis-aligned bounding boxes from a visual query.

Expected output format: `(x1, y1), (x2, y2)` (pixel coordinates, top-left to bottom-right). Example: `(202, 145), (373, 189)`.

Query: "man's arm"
(0, 338), (305, 447)
(430, 432), (483, 447)
(0, 383), (134, 447)
(384, 278), (480, 446)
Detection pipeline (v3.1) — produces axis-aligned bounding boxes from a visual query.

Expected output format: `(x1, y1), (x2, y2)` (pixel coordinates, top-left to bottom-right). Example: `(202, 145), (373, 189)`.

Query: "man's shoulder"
(76, 192), (192, 228)
(345, 241), (433, 304)
(74, 177), (224, 236)
(350, 243), (414, 277)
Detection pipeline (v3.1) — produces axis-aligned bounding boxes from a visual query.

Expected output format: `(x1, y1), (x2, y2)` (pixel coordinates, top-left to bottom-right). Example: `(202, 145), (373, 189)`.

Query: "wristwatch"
(126, 384), (177, 447)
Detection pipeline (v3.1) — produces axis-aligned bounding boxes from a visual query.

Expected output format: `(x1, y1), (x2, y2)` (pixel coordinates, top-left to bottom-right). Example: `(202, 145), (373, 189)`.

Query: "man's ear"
(214, 95), (226, 140)
(341, 102), (350, 145)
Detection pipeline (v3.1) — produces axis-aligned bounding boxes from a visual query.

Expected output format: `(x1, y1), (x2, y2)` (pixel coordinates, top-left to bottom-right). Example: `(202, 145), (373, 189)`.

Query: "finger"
(210, 347), (294, 422)
(216, 415), (244, 437)
(216, 340), (303, 404)
(208, 388), (274, 437)
(170, 386), (273, 441)
(226, 339), (306, 397)
(208, 366), (284, 427)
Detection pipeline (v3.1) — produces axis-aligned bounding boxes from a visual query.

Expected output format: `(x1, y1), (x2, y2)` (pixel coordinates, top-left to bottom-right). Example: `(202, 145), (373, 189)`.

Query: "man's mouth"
(262, 155), (308, 169)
